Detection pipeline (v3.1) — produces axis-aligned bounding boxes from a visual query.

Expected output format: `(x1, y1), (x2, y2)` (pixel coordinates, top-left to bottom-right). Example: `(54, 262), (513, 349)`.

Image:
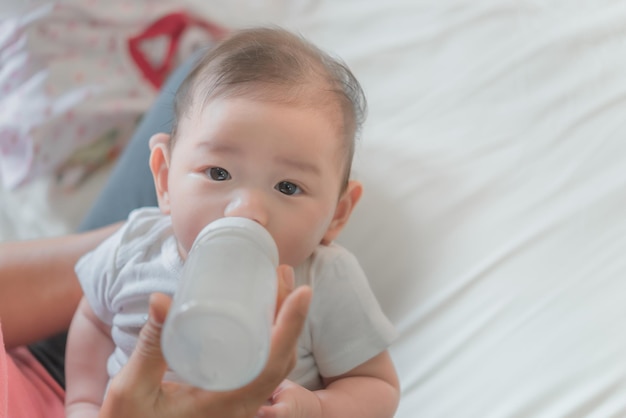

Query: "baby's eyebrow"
(274, 156), (320, 175)
(196, 140), (321, 175)
(196, 142), (241, 155)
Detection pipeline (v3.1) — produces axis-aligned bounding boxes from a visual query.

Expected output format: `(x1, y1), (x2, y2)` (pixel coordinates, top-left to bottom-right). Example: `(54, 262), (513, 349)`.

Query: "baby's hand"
(256, 380), (322, 418)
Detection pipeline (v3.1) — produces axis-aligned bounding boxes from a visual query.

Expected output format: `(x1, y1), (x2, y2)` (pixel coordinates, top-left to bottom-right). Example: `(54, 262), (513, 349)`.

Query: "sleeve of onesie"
(308, 245), (398, 379)
(74, 224), (128, 326)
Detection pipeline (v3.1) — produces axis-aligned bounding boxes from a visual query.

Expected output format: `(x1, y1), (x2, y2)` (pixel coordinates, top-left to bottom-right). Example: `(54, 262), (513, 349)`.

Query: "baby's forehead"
(180, 91), (346, 156)
(176, 89), (352, 182)
(195, 73), (338, 104)
(189, 80), (348, 129)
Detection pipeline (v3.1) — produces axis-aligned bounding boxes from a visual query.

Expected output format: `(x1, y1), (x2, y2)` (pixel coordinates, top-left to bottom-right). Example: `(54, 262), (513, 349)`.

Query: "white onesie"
(75, 207), (397, 390)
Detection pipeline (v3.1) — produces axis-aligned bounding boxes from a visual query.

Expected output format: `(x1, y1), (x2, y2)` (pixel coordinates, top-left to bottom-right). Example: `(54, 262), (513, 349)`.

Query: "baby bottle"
(161, 217), (279, 391)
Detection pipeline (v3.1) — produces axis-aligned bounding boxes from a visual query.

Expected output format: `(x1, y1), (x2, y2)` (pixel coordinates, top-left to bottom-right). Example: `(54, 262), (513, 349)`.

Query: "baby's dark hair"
(170, 27), (367, 189)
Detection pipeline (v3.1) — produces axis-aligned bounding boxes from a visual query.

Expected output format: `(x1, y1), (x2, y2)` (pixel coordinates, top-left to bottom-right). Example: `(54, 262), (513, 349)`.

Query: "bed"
(2, 1), (626, 416)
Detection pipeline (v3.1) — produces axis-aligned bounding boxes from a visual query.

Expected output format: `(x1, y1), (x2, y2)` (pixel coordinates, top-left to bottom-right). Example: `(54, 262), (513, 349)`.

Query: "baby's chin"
(279, 246), (324, 268)
(176, 242), (191, 261)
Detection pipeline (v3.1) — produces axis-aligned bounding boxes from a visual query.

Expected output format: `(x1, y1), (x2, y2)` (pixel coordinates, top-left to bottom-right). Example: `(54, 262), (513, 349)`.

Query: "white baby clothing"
(75, 207), (397, 390)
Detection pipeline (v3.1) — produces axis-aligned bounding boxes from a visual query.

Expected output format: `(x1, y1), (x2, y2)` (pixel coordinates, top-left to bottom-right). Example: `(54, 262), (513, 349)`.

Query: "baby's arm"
(259, 350), (400, 418)
(65, 297), (115, 418)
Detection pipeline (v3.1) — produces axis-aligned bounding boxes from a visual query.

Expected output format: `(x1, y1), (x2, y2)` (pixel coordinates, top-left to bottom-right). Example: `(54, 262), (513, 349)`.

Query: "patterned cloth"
(0, 1), (225, 190)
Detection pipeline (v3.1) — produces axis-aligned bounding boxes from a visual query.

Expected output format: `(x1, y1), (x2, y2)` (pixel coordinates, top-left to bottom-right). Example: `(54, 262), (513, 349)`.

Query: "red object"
(128, 12), (227, 89)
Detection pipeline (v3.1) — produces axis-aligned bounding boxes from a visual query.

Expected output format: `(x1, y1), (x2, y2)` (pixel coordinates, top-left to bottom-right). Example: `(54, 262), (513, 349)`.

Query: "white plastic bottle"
(161, 217), (279, 391)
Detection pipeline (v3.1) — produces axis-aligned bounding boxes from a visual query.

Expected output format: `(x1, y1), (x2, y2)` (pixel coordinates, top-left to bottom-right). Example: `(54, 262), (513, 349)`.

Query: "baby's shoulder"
(122, 207), (170, 237)
(309, 243), (357, 265)
(294, 243), (364, 287)
(114, 207), (174, 264)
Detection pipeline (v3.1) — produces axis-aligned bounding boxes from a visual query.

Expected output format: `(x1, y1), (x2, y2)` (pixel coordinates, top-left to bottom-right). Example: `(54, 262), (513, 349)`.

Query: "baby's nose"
(224, 189), (269, 226)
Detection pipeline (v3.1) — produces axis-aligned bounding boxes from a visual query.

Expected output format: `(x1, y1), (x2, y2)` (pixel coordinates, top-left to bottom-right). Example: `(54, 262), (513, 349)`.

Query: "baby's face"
(165, 96), (348, 265)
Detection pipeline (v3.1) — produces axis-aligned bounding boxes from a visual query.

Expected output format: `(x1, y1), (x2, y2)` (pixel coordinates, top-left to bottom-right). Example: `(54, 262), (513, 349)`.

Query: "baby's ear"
(149, 131), (170, 150)
(321, 180), (363, 245)
(149, 133), (172, 214)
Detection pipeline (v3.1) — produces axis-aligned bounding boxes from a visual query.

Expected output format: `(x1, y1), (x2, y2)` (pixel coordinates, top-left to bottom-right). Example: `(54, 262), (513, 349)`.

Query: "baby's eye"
(207, 167), (231, 181)
(275, 181), (301, 196)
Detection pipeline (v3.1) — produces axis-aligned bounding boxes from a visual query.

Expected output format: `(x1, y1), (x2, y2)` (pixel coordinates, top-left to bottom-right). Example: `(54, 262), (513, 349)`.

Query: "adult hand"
(99, 265), (311, 418)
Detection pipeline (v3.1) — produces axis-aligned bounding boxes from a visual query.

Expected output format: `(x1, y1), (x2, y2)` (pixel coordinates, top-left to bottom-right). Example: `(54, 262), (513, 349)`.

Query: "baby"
(65, 27), (400, 418)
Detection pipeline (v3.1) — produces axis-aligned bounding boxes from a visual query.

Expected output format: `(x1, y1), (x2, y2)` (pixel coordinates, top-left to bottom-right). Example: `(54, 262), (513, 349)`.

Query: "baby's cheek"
(173, 224), (198, 260)
(277, 242), (308, 267)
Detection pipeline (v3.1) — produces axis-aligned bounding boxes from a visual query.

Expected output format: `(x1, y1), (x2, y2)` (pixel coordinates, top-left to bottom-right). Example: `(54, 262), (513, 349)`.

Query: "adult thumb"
(116, 293), (172, 392)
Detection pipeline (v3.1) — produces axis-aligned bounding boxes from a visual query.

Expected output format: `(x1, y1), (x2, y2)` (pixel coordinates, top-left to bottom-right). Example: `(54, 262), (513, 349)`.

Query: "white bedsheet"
(2, 1), (626, 416)
(0, 163), (111, 241)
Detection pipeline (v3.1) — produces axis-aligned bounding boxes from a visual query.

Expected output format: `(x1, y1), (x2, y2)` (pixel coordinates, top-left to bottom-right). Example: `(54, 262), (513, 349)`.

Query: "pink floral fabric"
(0, 1), (225, 190)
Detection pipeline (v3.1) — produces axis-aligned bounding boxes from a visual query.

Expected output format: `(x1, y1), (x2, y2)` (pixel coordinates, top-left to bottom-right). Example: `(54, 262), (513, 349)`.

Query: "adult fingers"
(248, 285), (312, 400)
(188, 286), (311, 418)
(100, 293), (173, 418)
(113, 293), (171, 395)
(275, 265), (295, 318)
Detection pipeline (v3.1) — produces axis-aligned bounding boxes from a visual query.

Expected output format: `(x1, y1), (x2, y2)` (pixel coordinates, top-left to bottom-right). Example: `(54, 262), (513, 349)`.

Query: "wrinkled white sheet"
(0, 163), (110, 241)
(2, 1), (626, 416)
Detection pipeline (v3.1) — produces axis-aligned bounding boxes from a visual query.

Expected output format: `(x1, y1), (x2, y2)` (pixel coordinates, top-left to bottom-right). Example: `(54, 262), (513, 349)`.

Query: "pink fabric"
(0, 3), (226, 190)
(0, 320), (65, 418)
